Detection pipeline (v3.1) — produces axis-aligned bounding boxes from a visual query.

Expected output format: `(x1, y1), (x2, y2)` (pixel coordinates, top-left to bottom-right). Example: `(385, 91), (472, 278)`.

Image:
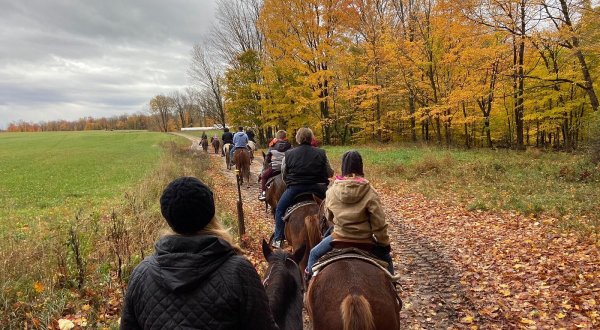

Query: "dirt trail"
(179, 134), (478, 329)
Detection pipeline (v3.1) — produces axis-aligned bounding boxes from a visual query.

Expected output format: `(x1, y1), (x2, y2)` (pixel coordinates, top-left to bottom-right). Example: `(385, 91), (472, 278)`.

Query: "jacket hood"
(148, 235), (235, 292)
(331, 177), (371, 204)
(273, 140), (291, 152)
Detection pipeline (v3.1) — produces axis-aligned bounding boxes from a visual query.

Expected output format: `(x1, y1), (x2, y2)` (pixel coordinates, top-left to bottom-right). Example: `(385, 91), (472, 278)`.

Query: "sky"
(0, 0), (217, 129)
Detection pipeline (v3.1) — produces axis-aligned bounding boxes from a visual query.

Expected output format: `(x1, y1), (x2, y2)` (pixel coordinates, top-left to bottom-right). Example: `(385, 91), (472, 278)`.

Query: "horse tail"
(340, 294), (375, 330)
(304, 215), (321, 250)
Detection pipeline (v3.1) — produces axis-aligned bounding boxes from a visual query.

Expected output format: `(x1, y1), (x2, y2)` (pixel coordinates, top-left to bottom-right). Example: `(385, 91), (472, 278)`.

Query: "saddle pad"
(282, 201), (317, 223)
(312, 248), (400, 282)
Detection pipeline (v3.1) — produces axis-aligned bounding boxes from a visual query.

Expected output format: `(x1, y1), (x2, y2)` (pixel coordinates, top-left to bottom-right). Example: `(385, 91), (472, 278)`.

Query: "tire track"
(383, 195), (482, 329)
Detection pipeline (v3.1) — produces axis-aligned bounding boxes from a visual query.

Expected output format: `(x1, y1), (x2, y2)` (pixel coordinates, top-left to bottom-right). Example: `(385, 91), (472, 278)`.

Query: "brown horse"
(233, 148), (251, 186)
(306, 259), (401, 330)
(283, 199), (322, 272)
(200, 138), (208, 152)
(261, 240), (305, 330)
(211, 138), (220, 154)
(261, 151), (286, 216)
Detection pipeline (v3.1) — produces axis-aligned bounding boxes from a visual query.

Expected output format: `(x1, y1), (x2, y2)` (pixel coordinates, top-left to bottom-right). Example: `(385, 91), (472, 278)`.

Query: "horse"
(261, 240), (305, 330)
(306, 258), (401, 330)
(211, 138), (220, 154)
(247, 140), (256, 162)
(282, 196), (322, 272)
(200, 138), (208, 152)
(223, 143), (232, 170)
(233, 148), (251, 187)
(260, 151), (286, 216)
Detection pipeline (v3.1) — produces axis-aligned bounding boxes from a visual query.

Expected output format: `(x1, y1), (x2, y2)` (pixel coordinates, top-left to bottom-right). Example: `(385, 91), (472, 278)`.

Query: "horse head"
(261, 239), (305, 330)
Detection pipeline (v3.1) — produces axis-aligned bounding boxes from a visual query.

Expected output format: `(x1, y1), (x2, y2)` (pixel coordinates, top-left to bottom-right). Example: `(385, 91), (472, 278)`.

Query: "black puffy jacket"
(120, 235), (278, 330)
(282, 143), (333, 186)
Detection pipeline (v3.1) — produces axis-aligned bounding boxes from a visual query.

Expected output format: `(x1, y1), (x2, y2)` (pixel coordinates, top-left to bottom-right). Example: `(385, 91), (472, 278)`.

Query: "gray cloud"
(0, 0), (217, 129)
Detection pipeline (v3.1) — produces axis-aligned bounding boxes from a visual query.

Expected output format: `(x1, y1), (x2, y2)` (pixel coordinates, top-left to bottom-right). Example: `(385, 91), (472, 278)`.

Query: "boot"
(258, 191), (266, 201)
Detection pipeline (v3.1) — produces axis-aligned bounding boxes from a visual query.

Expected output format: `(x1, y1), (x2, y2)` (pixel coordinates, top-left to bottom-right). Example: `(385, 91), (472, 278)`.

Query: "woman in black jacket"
(120, 177), (278, 330)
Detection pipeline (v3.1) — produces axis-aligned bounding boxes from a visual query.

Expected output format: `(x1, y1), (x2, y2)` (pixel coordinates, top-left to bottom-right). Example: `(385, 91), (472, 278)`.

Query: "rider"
(230, 126), (249, 165)
(272, 127), (333, 248)
(259, 130), (292, 201)
(221, 127), (234, 157)
(305, 150), (393, 277)
(245, 127), (256, 143)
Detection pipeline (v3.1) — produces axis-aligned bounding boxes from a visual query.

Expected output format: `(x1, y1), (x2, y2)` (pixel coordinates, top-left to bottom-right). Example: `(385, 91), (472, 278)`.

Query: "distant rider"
(259, 130), (292, 201)
(221, 127), (234, 157)
(230, 126), (249, 165)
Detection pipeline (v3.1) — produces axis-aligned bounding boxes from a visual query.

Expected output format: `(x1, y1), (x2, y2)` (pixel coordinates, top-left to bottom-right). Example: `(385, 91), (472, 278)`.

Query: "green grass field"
(0, 131), (183, 232)
(325, 145), (600, 228)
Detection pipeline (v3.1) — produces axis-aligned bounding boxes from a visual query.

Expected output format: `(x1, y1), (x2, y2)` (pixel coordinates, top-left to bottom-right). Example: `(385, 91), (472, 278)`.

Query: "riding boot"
(304, 268), (312, 284)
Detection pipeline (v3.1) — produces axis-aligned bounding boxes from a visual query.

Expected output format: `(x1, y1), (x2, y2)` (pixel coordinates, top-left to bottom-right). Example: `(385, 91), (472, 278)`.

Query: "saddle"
(312, 247), (400, 282)
(282, 200), (317, 223)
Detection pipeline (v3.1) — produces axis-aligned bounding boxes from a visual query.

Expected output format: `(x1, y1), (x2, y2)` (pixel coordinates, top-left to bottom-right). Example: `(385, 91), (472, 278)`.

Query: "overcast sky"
(0, 0), (217, 129)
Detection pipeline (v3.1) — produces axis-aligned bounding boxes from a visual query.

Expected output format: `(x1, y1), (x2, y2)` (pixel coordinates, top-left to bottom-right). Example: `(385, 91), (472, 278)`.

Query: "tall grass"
(0, 138), (211, 328)
(325, 145), (600, 236)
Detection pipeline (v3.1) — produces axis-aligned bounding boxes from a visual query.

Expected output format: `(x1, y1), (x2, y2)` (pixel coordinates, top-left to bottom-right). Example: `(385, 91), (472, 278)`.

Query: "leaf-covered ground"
(380, 187), (599, 329)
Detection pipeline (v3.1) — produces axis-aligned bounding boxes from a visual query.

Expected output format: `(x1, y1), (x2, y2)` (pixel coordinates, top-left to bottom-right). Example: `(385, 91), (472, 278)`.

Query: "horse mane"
(265, 250), (304, 330)
(305, 215), (321, 249)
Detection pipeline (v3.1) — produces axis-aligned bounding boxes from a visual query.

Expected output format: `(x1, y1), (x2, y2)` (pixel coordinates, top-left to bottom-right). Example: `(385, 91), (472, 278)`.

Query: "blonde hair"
(276, 130), (287, 139)
(162, 216), (243, 254)
(296, 127), (314, 145)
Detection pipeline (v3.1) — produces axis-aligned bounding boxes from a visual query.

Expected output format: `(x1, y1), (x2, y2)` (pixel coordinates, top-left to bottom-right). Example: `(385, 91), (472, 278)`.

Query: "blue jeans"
(274, 184), (322, 241)
(307, 234), (333, 274)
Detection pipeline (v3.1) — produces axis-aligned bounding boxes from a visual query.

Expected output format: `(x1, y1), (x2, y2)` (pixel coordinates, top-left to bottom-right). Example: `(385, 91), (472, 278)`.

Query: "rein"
(263, 256), (304, 293)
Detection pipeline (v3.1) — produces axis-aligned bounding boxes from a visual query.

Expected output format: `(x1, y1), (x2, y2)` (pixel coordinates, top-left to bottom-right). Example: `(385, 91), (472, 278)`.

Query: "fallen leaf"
(33, 281), (44, 293)
(58, 319), (75, 330)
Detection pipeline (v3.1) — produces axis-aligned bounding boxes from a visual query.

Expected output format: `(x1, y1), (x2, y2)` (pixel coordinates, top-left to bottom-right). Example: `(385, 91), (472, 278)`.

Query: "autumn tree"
(149, 94), (174, 132)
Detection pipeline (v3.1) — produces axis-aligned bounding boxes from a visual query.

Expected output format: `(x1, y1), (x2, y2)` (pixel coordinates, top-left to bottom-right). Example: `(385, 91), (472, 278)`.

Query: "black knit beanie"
(160, 177), (215, 234)
(341, 150), (364, 177)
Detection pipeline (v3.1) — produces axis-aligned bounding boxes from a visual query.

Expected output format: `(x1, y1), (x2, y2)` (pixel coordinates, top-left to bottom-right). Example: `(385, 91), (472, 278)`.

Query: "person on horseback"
(221, 127), (234, 157)
(272, 127), (333, 248)
(305, 150), (393, 278)
(230, 126), (249, 166)
(245, 127), (256, 143)
(259, 130), (292, 201)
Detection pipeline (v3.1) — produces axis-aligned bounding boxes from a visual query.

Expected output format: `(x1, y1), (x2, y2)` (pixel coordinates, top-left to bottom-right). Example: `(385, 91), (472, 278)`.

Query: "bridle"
(263, 256), (305, 293)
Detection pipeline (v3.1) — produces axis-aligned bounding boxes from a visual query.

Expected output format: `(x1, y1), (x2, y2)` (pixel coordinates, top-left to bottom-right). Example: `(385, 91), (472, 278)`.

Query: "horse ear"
(291, 244), (306, 264)
(262, 239), (272, 260)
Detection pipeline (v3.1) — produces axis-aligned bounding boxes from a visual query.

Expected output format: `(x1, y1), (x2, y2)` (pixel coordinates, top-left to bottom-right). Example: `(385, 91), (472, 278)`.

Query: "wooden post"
(235, 170), (246, 242)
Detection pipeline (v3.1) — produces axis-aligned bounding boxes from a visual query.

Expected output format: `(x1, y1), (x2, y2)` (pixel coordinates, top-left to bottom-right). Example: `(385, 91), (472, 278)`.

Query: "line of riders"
(120, 127), (399, 329)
